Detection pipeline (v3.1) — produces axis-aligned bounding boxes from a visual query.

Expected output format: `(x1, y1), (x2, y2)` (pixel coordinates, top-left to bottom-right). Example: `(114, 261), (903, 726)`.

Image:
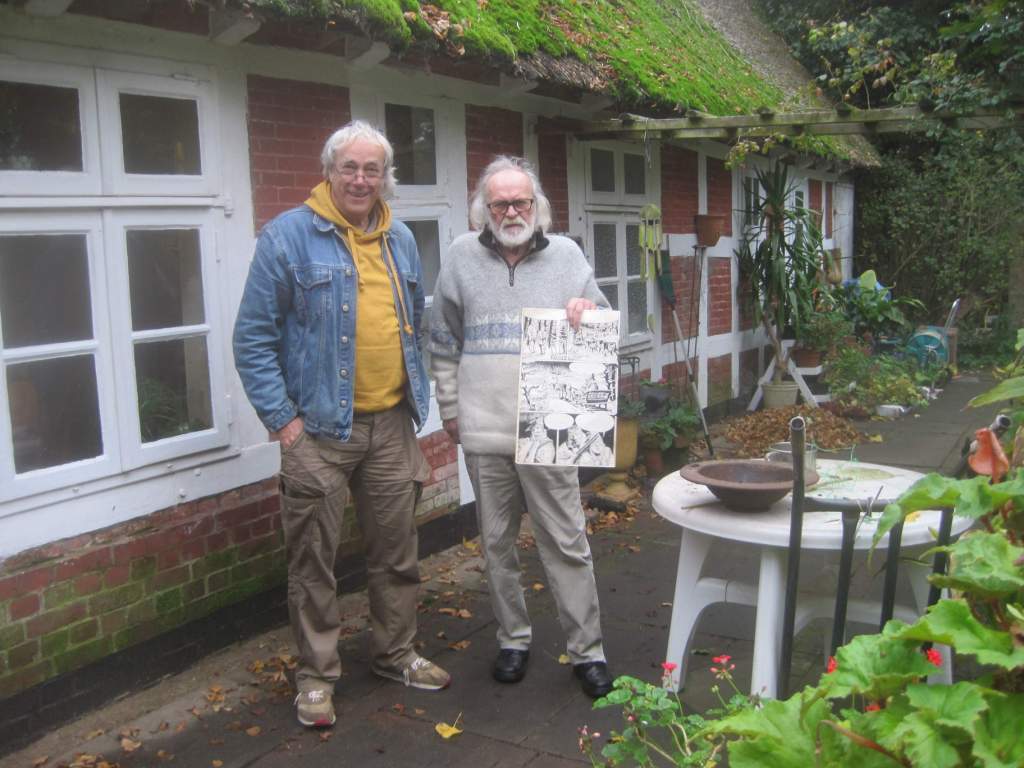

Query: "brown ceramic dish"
(679, 459), (819, 511)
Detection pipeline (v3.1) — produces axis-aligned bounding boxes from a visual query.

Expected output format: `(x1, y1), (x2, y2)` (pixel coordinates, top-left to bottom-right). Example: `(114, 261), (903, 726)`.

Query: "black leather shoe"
(492, 649), (529, 683)
(574, 661), (613, 698)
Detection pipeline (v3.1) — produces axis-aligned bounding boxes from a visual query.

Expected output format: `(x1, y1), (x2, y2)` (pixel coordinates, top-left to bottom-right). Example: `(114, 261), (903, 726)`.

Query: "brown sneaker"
(294, 687), (335, 727)
(374, 656), (451, 691)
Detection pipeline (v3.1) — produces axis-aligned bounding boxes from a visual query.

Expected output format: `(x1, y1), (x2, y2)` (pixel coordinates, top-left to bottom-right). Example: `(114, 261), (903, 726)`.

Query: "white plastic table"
(651, 459), (970, 697)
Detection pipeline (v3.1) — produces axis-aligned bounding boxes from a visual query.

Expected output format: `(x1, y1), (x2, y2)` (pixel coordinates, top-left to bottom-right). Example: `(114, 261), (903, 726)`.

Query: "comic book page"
(515, 308), (620, 468)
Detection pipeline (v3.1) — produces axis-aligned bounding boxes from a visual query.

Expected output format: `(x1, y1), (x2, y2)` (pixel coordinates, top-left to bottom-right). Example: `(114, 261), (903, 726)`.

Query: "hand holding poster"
(515, 308), (620, 467)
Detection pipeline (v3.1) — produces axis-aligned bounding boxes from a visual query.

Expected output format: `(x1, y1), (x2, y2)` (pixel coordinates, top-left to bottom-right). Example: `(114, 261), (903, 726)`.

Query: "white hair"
(468, 156), (553, 232)
(320, 120), (398, 199)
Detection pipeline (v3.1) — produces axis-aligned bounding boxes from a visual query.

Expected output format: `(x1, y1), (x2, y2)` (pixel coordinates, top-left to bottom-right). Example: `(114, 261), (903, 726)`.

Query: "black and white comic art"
(515, 308), (620, 467)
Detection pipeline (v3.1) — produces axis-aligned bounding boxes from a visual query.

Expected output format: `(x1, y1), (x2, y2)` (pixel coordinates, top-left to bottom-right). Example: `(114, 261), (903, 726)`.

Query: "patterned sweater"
(428, 229), (608, 456)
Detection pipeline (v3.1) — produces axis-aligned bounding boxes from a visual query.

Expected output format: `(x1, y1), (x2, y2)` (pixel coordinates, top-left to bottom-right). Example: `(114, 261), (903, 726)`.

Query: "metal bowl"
(679, 459), (819, 511)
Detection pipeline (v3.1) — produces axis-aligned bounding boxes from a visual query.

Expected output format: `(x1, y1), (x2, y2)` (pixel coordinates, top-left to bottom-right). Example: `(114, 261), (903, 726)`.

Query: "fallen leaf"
(436, 630), (447, 639)
(118, 727), (139, 739)
(660, 601), (672, 607)
(174, 722), (187, 733)
(120, 737), (142, 753)
(437, 607), (458, 616)
(867, 433), (884, 442)
(245, 726), (261, 737)
(448, 639), (471, 651)
(84, 729), (105, 741)
(414, 708), (426, 716)
(557, 654), (571, 665)
(531, 582), (545, 591)
(435, 712), (463, 739)
(156, 749), (174, 760)
(212, 761), (224, 768)
(319, 731), (333, 742)
(456, 609), (472, 619)
(392, 703), (406, 714)
(31, 757), (48, 767)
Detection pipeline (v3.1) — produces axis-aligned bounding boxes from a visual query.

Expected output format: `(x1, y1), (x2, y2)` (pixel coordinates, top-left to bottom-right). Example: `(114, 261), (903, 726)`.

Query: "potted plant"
(736, 163), (823, 408)
(792, 308), (854, 367)
(639, 400), (701, 473)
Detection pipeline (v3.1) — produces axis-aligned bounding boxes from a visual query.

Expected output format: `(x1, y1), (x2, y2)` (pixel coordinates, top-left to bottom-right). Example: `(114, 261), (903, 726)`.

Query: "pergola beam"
(566, 105), (1024, 141)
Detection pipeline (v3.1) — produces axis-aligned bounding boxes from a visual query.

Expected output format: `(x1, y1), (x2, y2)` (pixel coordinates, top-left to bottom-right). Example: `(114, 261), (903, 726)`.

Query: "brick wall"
(661, 254), (699, 344)
(825, 181), (834, 238)
(465, 105), (523, 198)
(247, 75), (351, 231)
(537, 127), (570, 233)
(708, 353), (733, 406)
(661, 146), (698, 234)
(706, 157), (733, 238)
(0, 435), (459, 702)
(808, 179), (822, 212)
(708, 257), (733, 336)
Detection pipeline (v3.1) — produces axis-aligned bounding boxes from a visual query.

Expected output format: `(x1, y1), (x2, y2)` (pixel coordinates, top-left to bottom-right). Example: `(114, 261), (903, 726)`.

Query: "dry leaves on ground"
(722, 405), (864, 457)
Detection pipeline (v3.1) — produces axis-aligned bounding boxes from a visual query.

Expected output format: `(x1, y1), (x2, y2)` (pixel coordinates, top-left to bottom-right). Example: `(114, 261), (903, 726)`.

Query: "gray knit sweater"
(428, 229), (608, 456)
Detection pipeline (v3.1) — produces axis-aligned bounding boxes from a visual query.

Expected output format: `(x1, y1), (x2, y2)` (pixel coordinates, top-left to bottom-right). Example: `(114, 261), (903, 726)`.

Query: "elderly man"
(233, 120), (450, 729)
(429, 156), (613, 698)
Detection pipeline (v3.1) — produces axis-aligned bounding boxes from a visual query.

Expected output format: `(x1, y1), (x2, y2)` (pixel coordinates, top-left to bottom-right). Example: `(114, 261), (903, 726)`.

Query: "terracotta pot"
(694, 214), (726, 247)
(644, 447), (665, 476)
(791, 347), (822, 368)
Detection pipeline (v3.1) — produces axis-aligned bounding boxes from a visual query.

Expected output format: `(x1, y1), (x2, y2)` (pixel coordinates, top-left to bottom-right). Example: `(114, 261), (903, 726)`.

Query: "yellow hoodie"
(305, 182), (411, 414)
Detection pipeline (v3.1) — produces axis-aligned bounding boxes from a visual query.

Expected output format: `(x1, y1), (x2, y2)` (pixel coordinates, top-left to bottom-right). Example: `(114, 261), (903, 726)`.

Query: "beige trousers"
(465, 454), (605, 664)
(278, 405), (429, 690)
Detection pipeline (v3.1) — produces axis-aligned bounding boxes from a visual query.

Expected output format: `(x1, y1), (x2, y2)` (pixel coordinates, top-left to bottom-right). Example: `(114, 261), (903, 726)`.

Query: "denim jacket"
(233, 205), (429, 441)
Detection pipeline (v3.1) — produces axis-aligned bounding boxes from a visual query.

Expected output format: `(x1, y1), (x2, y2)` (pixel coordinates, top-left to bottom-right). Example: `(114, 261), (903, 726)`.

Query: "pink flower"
(826, 656), (837, 674)
(865, 702), (882, 712)
(711, 654), (732, 665)
(661, 661), (678, 672)
(925, 648), (942, 668)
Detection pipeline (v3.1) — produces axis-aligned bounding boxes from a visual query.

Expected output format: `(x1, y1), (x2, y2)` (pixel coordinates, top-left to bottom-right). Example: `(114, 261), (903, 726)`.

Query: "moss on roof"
(246, 0), (855, 161)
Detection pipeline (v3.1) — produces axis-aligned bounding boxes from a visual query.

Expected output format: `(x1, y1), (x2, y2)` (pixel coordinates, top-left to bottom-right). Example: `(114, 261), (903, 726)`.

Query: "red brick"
(662, 146), (699, 234)
(104, 565), (130, 589)
(465, 104), (523, 198)
(250, 517), (272, 538)
(180, 538), (207, 562)
(9, 593), (40, 620)
(231, 525), (252, 545)
(54, 548), (112, 581)
(157, 549), (180, 571)
(259, 495), (281, 516)
(706, 158), (733, 237)
(26, 602), (86, 639)
(101, 609), (126, 635)
(206, 531), (230, 553)
(152, 565), (190, 591)
(74, 572), (103, 597)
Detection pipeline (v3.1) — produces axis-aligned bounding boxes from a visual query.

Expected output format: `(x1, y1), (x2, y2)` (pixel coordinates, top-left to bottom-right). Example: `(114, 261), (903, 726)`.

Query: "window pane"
(0, 234), (92, 348)
(135, 336), (212, 442)
(406, 220), (440, 296)
(627, 279), (647, 335)
(8, 356), (102, 473)
(593, 223), (617, 278)
(0, 81), (82, 171)
(120, 93), (201, 175)
(590, 149), (615, 192)
(602, 284), (618, 312)
(386, 104), (436, 186)
(624, 153), (645, 195)
(626, 224), (643, 276)
(127, 229), (204, 331)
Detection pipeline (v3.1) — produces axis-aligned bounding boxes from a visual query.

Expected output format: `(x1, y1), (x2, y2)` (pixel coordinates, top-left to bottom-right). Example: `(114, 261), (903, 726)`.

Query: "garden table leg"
(663, 529), (715, 691)
(751, 547), (786, 699)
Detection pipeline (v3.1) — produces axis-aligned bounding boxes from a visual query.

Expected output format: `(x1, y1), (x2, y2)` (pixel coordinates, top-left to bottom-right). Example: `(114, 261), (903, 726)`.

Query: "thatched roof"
(239, 0), (877, 164)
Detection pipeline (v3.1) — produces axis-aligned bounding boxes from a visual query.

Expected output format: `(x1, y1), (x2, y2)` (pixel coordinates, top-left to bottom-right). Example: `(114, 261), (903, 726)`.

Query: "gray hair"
(320, 120), (398, 199)
(468, 156), (553, 232)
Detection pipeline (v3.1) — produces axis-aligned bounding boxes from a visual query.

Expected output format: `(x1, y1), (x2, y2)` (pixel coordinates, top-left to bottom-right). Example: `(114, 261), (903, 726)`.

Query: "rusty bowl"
(679, 459), (819, 511)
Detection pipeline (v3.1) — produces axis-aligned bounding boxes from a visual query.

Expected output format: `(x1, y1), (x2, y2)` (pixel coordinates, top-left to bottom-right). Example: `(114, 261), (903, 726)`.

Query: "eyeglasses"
(333, 164), (383, 181)
(486, 198), (534, 215)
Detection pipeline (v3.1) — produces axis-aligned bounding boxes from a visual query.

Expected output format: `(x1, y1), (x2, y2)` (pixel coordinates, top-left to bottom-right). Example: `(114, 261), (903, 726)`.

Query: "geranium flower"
(865, 702), (882, 712)
(925, 648), (942, 668)
(711, 655), (731, 665)
(826, 656), (837, 674)
(661, 661), (678, 672)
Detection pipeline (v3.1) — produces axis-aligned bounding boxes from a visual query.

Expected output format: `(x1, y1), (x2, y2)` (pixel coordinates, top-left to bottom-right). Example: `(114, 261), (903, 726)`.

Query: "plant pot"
(643, 447), (665, 476)
(826, 248), (843, 284)
(694, 214), (726, 247)
(791, 347), (822, 368)
(614, 417), (639, 471)
(762, 380), (799, 409)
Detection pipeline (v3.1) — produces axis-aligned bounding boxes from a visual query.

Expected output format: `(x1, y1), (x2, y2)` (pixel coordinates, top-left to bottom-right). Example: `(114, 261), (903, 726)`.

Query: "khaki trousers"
(465, 454), (605, 664)
(278, 405), (429, 690)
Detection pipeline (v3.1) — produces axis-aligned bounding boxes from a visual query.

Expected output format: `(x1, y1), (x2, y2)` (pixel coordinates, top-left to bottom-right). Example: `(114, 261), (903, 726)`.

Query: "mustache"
(501, 215), (528, 229)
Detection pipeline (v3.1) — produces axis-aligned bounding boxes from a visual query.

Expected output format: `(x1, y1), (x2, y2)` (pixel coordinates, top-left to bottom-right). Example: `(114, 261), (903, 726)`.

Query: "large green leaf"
(972, 692), (1024, 768)
(930, 532), (1024, 599)
(905, 681), (989, 737)
(888, 711), (964, 768)
(820, 627), (934, 700)
(711, 691), (829, 768)
(969, 376), (1024, 407)
(893, 599), (1024, 669)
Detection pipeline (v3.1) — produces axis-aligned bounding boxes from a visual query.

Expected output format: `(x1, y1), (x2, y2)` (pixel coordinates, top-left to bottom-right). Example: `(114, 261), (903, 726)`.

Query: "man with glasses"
(429, 156), (614, 698)
(233, 120), (450, 730)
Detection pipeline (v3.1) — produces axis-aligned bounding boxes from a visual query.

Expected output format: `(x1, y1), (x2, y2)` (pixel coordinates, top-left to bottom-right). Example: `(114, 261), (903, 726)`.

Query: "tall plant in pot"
(736, 163), (823, 407)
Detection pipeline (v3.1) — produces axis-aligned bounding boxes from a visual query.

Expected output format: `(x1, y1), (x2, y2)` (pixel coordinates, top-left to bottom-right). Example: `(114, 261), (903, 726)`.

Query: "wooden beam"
(210, 6), (261, 46)
(346, 39), (390, 70)
(498, 73), (538, 96)
(23, 0), (73, 16)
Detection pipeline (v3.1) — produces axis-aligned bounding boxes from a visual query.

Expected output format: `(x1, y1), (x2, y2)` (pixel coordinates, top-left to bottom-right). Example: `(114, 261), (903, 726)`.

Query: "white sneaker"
(374, 656), (451, 690)
(294, 687), (336, 727)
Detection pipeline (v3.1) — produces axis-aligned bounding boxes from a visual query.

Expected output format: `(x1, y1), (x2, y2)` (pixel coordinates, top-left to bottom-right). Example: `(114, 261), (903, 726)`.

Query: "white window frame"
(1, 59), (229, 502)
(105, 208), (229, 468)
(584, 143), (652, 206)
(586, 213), (655, 346)
(96, 68), (218, 196)
(0, 211), (120, 499)
(0, 60), (102, 196)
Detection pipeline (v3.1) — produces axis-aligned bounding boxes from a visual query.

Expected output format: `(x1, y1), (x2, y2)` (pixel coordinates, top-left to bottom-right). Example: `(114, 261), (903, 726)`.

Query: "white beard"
(492, 216), (535, 248)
